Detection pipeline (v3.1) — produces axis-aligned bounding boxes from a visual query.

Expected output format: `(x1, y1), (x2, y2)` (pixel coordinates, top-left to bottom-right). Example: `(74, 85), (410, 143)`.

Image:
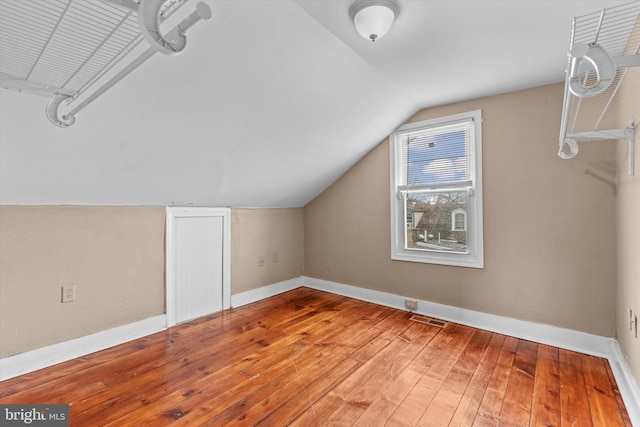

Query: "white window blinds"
(397, 118), (475, 190)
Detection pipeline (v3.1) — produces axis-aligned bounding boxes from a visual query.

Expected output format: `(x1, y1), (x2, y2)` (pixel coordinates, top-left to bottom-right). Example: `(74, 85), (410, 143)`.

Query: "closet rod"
(557, 0), (639, 176)
(46, 1), (212, 127)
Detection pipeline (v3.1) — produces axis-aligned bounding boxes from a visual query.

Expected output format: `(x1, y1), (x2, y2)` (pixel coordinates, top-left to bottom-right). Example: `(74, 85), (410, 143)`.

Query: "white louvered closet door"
(166, 208), (230, 326)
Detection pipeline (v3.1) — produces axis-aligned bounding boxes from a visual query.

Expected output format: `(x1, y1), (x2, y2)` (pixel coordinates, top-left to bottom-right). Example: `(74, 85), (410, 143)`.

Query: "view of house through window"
(405, 190), (468, 253)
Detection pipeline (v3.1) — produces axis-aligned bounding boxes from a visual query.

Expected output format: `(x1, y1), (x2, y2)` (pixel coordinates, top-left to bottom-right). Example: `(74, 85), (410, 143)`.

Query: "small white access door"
(166, 207), (231, 327)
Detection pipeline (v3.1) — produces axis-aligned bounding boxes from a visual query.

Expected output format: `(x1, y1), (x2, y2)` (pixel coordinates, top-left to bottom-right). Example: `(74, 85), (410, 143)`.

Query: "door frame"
(165, 207), (231, 327)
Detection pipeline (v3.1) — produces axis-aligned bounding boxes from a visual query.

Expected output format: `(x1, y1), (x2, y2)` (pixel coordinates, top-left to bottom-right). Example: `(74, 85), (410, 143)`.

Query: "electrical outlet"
(405, 299), (418, 311)
(258, 256), (265, 267)
(61, 285), (76, 303)
(272, 252), (279, 263)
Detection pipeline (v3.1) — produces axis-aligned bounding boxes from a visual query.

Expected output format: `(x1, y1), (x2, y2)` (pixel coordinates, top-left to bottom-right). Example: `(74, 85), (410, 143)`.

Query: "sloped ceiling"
(0, 0), (621, 207)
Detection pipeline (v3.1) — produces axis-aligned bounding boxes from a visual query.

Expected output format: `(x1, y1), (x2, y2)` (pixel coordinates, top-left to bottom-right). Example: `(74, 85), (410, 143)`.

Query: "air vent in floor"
(409, 315), (448, 328)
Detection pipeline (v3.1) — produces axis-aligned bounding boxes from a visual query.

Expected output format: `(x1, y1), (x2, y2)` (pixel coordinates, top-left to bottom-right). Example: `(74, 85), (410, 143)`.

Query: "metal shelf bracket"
(558, 1), (640, 176)
(45, 1), (212, 127)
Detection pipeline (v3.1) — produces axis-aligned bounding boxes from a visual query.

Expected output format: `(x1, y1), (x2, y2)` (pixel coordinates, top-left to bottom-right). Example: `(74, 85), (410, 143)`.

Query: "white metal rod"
(568, 129), (633, 141)
(614, 53), (640, 68)
(98, 0), (139, 12)
(0, 73), (77, 97)
(163, 3), (212, 45)
(559, 17), (577, 155)
(630, 140), (635, 176)
(64, 5), (209, 119)
(61, 11), (134, 90)
(179, 3), (212, 32)
(630, 125), (635, 176)
(558, 75), (574, 145)
(25, 1), (73, 82)
(593, 68), (628, 130)
(593, 10), (606, 44)
(65, 47), (155, 118)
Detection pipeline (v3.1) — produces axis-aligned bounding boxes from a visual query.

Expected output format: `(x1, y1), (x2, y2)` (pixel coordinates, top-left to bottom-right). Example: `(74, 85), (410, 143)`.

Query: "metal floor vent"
(409, 315), (448, 328)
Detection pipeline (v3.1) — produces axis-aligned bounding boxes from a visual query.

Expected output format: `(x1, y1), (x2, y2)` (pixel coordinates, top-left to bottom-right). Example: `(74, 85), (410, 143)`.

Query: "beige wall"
(615, 72), (640, 384)
(0, 206), (165, 358)
(0, 206), (304, 358)
(304, 83), (618, 337)
(231, 208), (304, 295)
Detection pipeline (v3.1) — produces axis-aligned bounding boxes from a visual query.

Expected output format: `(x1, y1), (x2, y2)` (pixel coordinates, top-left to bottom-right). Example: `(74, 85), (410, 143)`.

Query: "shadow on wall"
(585, 159), (617, 192)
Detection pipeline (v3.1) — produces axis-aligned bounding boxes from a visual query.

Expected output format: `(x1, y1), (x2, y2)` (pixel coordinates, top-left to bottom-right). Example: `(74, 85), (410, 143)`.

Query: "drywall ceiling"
(0, 0), (623, 207)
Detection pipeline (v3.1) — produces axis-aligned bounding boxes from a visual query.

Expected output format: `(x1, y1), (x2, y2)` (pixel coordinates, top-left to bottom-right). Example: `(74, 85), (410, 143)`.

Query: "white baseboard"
(608, 340), (640, 424)
(0, 277), (302, 382)
(301, 276), (640, 425)
(0, 315), (167, 381)
(302, 277), (612, 357)
(230, 277), (303, 308)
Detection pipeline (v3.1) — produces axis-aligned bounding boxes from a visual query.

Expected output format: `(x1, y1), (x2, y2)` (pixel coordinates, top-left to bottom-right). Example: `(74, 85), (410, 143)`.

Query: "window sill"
(391, 250), (484, 269)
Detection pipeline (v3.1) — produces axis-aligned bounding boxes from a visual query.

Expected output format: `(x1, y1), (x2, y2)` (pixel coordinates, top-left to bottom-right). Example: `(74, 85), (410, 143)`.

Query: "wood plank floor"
(0, 287), (631, 426)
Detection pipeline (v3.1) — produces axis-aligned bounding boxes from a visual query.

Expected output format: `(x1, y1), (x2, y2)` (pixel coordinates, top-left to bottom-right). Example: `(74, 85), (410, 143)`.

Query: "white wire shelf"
(558, 0), (640, 175)
(0, 0), (211, 127)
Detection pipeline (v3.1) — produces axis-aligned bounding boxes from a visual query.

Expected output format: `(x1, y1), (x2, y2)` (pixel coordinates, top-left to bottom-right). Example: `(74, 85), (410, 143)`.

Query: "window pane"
(400, 120), (472, 188)
(405, 191), (468, 254)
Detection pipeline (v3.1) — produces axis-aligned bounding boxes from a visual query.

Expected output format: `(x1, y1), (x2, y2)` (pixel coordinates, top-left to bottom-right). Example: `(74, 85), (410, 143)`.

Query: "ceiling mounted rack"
(558, 0), (640, 175)
(0, 0), (211, 127)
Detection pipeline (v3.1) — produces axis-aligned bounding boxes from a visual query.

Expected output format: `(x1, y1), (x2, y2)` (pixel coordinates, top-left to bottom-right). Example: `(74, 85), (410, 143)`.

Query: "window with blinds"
(397, 119), (473, 191)
(390, 110), (484, 268)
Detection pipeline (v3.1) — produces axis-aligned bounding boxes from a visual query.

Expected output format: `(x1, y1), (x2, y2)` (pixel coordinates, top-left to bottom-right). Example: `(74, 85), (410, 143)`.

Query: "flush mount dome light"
(349, 0), (399, 42)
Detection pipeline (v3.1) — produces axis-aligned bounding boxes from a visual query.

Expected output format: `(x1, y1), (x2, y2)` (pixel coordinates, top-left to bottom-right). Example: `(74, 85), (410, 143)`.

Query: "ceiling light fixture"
(349, 0), (399, 42)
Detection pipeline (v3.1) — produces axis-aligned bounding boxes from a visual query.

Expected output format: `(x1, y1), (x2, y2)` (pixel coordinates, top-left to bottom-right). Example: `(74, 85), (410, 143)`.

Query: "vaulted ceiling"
(0, 0), (622, 207)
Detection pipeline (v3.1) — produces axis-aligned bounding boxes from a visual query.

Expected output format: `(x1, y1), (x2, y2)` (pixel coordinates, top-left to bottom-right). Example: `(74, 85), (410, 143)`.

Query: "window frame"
(389, 110), (484, 268)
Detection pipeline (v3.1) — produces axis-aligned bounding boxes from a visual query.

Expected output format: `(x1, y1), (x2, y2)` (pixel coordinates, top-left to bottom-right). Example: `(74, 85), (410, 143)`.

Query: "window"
(452, 209), (466, 231)
(390, 110), (483, 268)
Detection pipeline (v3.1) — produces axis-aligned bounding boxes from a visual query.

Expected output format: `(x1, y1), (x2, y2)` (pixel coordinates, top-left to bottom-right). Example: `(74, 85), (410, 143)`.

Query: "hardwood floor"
(0, 287), (631, 426)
